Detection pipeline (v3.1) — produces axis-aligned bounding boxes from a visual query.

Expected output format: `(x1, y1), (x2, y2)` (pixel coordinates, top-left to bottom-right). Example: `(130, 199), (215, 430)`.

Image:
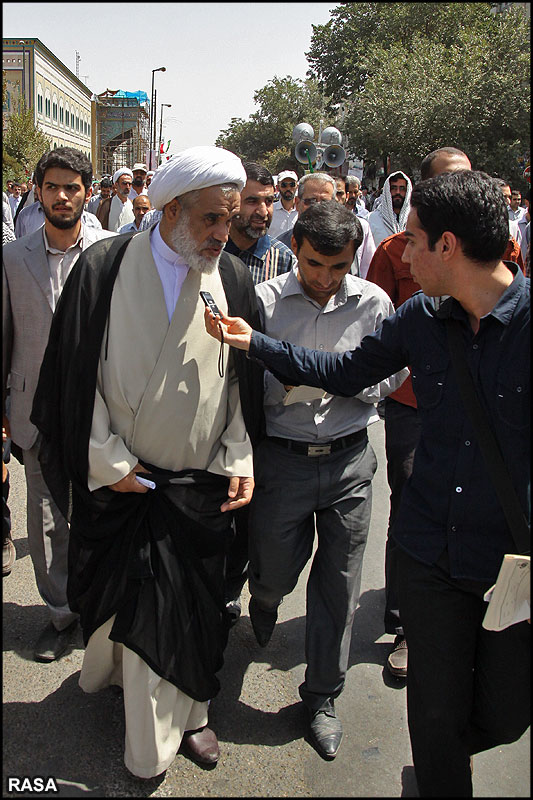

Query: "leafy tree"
(3, 106), (51, 186)
(306, 3), (530, 188)
(216, 76), (337, 175)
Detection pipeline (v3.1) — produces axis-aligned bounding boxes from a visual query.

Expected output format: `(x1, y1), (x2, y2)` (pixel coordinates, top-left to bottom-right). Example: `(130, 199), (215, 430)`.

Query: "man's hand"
(220, 476), (254, 512)
(109, 462), (150, 493)
(3, 414), (11, 441)
(204, 308), (253, 352)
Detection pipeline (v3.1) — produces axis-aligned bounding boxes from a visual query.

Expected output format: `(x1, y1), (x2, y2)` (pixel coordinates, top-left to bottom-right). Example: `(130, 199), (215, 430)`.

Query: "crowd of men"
(2, 141), (530, 796)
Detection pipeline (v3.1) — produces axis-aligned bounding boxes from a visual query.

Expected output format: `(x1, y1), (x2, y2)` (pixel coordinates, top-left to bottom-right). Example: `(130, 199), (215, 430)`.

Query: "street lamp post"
(158, 103), (172, 165)
(18, 40), (25, 109)
(149, 66), (166, 169)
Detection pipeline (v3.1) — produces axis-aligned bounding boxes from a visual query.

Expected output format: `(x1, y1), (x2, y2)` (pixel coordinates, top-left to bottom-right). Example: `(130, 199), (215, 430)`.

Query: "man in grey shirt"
(246, 200), (407, 759)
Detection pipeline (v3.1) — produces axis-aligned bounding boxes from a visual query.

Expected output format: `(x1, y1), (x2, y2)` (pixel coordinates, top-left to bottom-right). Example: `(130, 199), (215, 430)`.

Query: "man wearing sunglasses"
(270, 170), (299, 239)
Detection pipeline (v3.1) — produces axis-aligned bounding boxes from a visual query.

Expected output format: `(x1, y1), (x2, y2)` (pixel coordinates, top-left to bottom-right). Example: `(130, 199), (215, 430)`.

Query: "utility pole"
(75, 51), (80, 79)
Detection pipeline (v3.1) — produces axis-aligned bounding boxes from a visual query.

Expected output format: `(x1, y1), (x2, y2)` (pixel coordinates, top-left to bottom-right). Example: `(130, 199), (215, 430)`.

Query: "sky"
(3, 2), (337, 156)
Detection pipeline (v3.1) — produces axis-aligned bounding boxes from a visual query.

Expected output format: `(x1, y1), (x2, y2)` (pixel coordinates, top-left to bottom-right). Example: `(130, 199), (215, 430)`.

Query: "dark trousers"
(383, 397), (421, 635)
(248, 436), (376, 711)
(224, 505), (250, 602)
(3, 439), (11, 543)
(397, 547), (530, 797)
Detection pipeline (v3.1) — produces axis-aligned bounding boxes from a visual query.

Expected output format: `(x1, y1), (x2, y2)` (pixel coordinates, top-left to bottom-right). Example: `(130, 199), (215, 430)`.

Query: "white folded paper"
(482, 554), (530, 631)
(283, 385), (328, 406)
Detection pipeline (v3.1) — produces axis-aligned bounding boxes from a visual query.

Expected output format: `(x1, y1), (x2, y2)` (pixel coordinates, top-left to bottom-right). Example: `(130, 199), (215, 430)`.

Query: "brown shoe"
(180, 726), (219, 765)
(3, 538), (16, 576)
(387, 635), (408, 678)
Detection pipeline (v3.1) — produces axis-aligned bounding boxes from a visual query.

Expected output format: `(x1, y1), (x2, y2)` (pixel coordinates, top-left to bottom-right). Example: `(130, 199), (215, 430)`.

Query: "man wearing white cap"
(128, 162), (149, 202)
(269, 169), (299, 238)
(30, 145), (264, 779)
(145, 169), (155, 188)
(96, 168), (135, 231)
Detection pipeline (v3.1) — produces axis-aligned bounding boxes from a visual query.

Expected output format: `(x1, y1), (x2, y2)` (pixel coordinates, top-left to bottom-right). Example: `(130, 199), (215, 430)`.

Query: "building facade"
(3, 38), (93, 161)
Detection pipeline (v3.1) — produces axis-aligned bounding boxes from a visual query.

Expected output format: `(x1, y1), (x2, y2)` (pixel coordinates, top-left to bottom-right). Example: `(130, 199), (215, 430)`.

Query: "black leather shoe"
(180, 726), (219, 766)
(308, 700), (343, 759)
(249, 597), (277, 647)
(33, 620), (78, 663)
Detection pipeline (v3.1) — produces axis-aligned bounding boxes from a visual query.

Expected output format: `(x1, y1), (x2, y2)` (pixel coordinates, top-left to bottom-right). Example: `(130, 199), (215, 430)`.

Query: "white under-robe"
(79, 229), (253, 778)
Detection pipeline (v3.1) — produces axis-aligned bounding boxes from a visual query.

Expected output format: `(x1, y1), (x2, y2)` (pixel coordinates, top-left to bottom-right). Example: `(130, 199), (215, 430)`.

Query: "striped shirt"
(225, 233), (296, 285)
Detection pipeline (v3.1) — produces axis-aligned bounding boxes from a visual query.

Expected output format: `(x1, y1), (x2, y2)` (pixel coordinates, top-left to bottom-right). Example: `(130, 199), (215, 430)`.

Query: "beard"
(168, 212), (221, 274)
(232, 214), (269, 240)
(281, 189), (295, 201)
(392, 196), (404, 211)
(42, 202), (84, 230)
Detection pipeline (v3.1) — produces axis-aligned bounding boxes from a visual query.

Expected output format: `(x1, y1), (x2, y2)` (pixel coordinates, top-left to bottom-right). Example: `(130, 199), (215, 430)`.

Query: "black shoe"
(33, 620), (78, 663)
(225, 596), (242, 627)
(249, 597), (277, 647)
(308, 700), (343, 759)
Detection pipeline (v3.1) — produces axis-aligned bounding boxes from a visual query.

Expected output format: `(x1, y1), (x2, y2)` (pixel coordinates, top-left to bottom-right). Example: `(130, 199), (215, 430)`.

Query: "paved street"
(2, 420), (530, 797)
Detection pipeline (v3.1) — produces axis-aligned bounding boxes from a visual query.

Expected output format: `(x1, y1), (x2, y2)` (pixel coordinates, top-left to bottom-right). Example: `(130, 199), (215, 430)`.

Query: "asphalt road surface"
(2, 421), (530, 797)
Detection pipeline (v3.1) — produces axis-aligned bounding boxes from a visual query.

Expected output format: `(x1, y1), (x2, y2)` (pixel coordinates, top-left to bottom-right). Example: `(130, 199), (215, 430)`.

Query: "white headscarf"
(148, 146), (246, 211)
(379, 171), (412, 235)
(113, 168), (133, 185)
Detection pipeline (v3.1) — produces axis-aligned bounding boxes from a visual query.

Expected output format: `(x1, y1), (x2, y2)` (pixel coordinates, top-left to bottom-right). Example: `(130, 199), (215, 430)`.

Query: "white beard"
(169, 213), (220, 274)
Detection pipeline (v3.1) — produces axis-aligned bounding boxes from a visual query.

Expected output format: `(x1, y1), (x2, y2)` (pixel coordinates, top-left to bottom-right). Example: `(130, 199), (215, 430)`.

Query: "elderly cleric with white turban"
(38, 143), (262, 780)
(148, 145), (246, 208)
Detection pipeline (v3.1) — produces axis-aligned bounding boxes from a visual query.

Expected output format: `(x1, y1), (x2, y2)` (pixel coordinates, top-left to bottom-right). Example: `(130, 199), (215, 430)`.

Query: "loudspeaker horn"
(292, 122), (315, 143)
(320, 126), (343, 146)
(295, 140), (317, 165)
(322, 144), (346, 167)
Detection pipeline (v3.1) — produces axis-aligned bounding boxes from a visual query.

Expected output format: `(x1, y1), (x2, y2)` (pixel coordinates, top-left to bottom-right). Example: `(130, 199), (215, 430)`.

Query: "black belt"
(267, 428), (367, 457)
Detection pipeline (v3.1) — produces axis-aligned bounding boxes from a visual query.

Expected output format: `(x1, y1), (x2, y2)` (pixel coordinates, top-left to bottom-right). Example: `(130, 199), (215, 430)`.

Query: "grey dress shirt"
(255, 266), (408, 441)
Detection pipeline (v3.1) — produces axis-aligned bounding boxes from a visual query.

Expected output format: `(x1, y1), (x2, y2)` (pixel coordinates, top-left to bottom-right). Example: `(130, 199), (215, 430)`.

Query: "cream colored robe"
(79, 229), (253, 778)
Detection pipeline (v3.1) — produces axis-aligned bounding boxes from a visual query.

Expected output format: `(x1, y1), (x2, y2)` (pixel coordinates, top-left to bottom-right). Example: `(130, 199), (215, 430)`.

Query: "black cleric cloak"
(30, 232), (264, 702)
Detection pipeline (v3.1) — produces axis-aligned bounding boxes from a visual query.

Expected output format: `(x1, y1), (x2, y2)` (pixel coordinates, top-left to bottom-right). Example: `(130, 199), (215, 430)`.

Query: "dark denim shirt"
(249, 263), (530, 582)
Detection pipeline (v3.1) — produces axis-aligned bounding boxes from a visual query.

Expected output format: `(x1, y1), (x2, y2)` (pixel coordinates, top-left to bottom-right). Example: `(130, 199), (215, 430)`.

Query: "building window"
(37, 94), (43, 114)
(53, 102), (57, 121)
(45, 98), (51, 118)
(65, 109), (69, 127)
(88, 122), (91, 137)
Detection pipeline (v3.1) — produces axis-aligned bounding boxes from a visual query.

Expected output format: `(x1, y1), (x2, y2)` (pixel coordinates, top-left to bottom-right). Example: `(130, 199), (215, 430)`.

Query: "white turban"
(148, 146), (246, 211)
(113, 168), (133, 185)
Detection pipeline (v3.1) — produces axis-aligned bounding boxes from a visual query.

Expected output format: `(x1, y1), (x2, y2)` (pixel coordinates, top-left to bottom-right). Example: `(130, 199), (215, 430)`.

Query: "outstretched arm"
(204, 308), (408, 399)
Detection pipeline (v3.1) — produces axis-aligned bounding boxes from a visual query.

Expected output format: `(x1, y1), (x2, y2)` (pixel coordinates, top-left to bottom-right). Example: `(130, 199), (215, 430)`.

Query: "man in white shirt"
(509, 188), (527, 222)
(270, 170), (298, 238)
(8, 183), (22, 217)
(118, 194), (152, 233)
(128, 162), (149, 203)
(345, 175), (369, 220)
(3, 147), (116, 664)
